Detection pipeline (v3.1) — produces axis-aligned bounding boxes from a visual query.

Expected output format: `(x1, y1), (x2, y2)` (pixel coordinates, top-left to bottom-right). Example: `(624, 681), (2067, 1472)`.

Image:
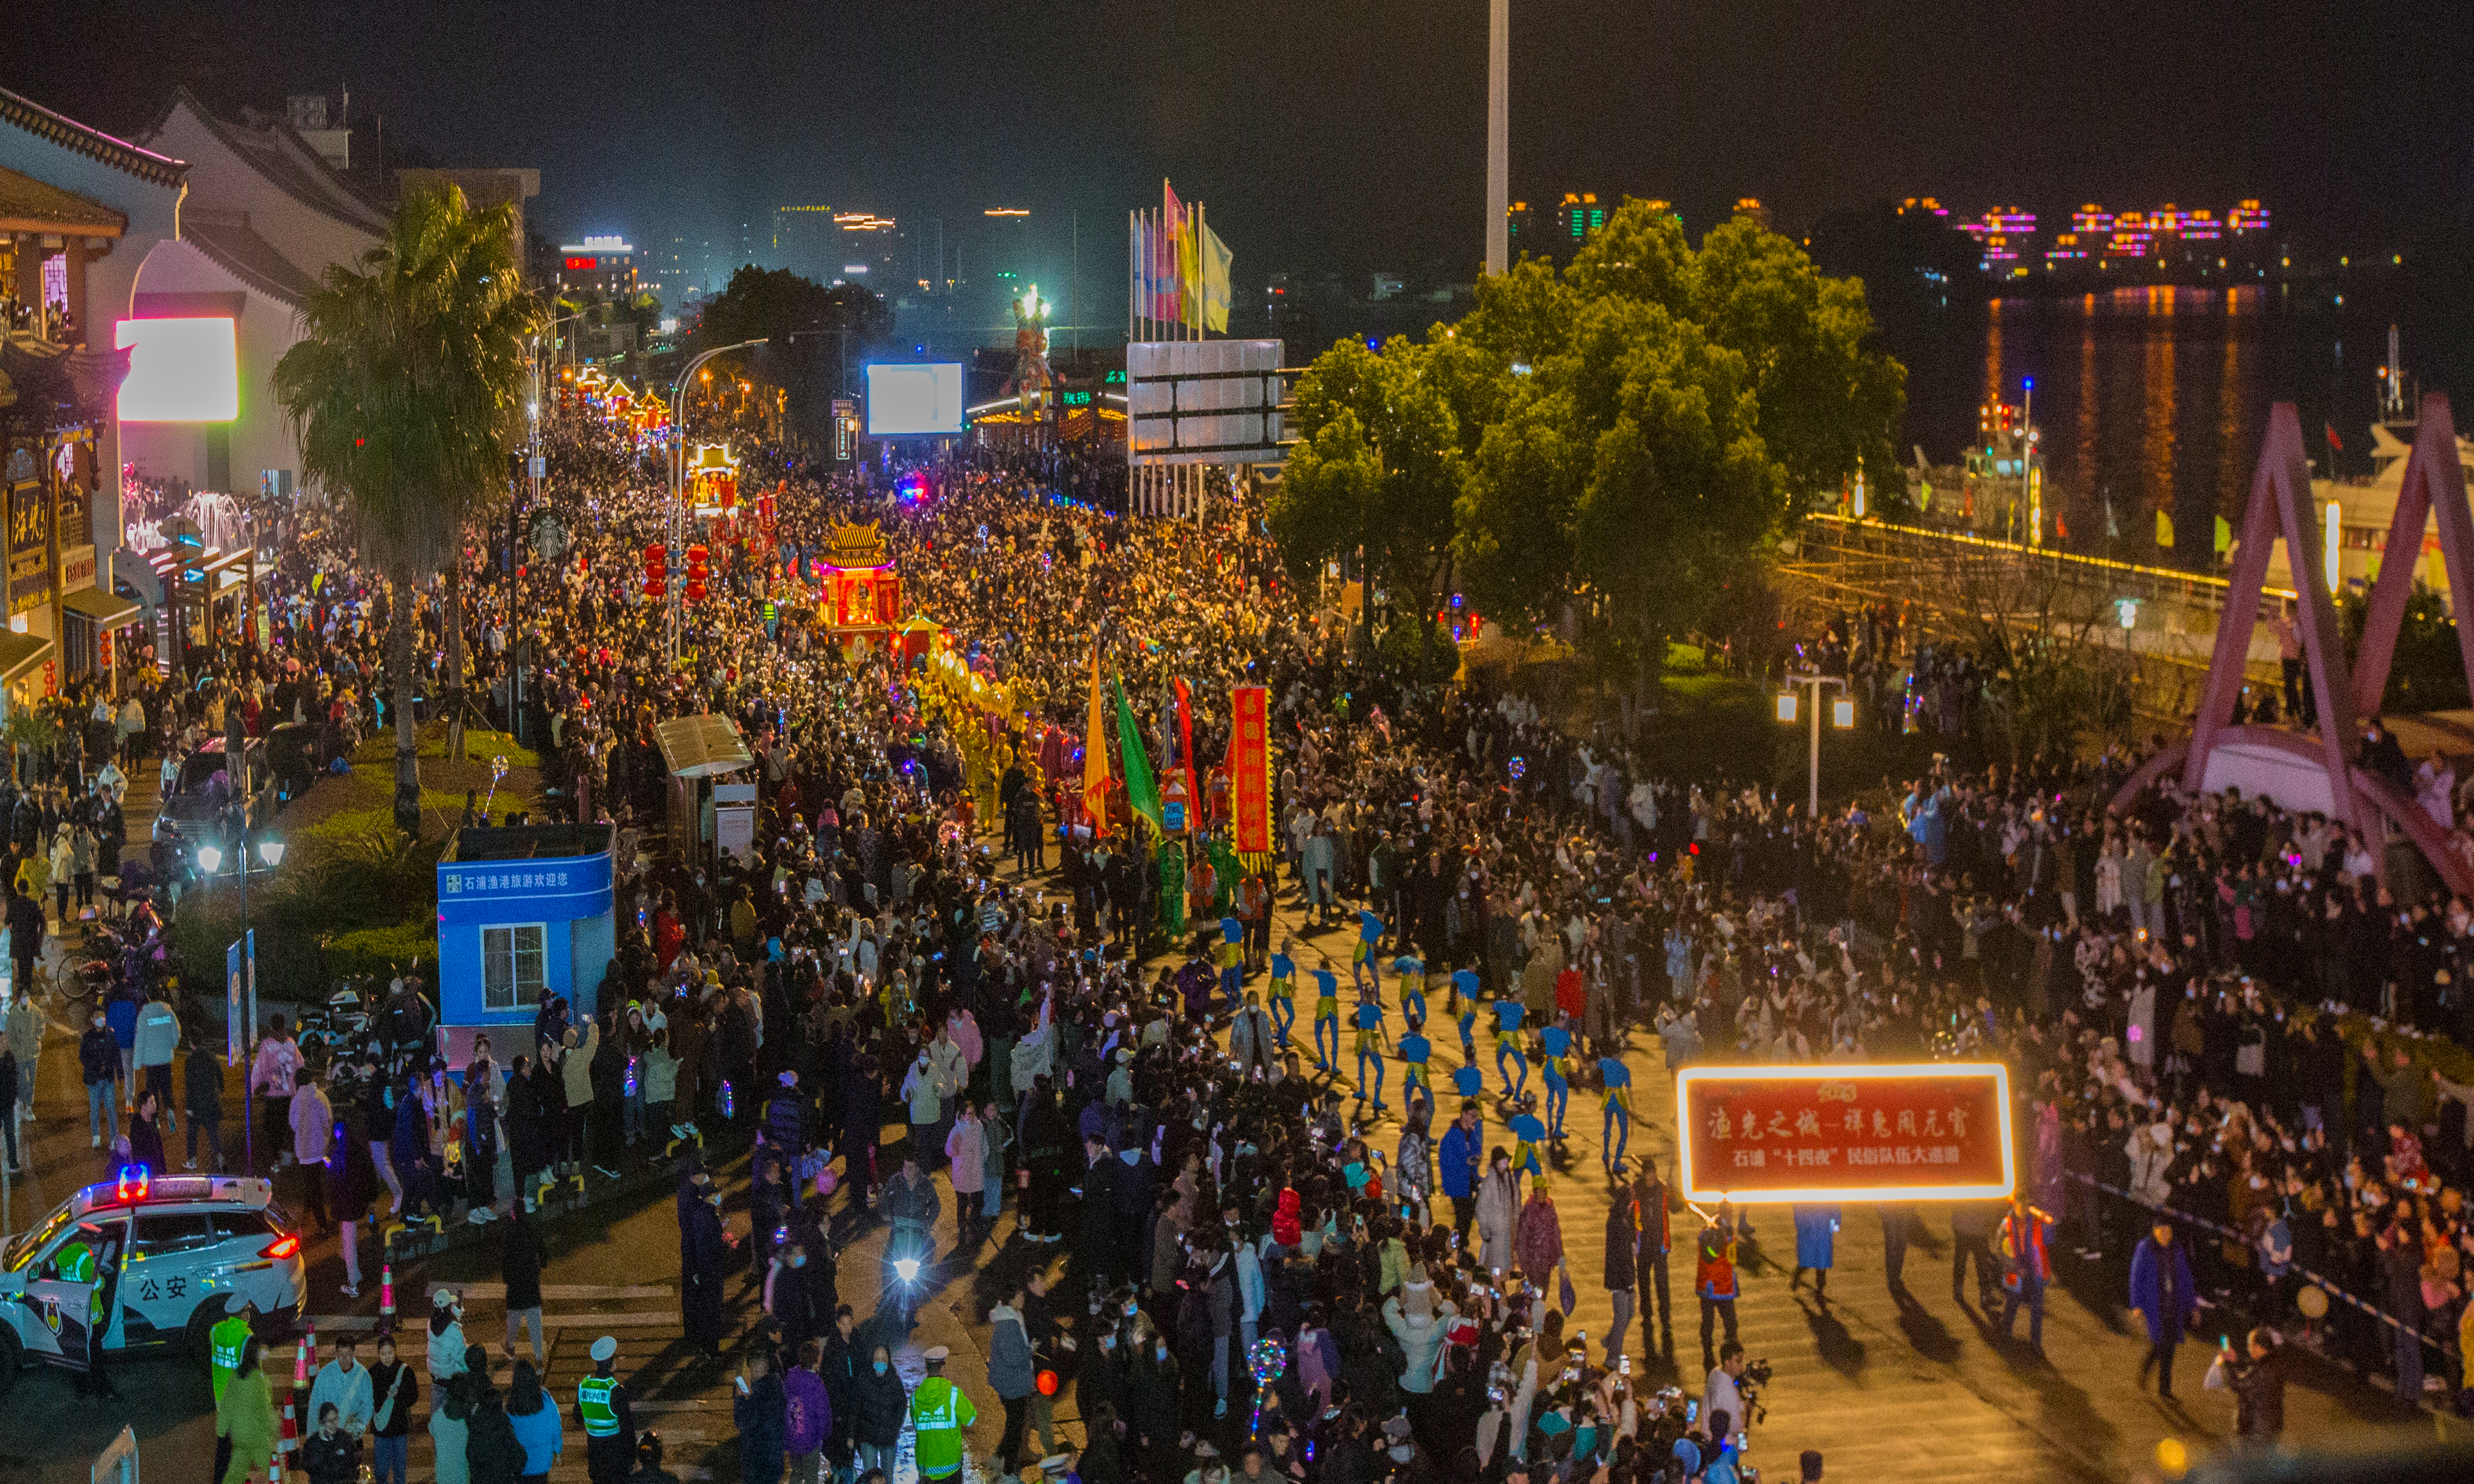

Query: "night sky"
(5, 0), (2463, 287)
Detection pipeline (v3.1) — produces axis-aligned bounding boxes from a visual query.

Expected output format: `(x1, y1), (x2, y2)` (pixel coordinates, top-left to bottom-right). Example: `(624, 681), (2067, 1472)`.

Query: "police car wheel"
(182, 1300), (221, 1365)
(0, 1324), (20, 1397)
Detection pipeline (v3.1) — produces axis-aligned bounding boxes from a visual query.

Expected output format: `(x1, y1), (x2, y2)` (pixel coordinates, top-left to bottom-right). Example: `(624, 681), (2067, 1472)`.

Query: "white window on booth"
(481, 923), (548, 1011)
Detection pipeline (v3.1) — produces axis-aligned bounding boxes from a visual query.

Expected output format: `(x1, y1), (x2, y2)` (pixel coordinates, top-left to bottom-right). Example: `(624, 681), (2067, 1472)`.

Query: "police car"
(0, 1171), (306, 1394)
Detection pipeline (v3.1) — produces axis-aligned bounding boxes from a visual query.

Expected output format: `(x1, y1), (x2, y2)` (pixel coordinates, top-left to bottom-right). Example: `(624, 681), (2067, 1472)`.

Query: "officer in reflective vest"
(908, 1345), (978, 1481)
(573, 1335), (636, 1483)
(210, 1294), (256, 1403)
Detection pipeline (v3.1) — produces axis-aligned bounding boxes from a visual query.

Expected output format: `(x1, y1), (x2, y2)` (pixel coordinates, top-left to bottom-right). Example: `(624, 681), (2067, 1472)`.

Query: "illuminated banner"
(1228, 685), (1272, 855)
(1677, 1064), (2014, 1204)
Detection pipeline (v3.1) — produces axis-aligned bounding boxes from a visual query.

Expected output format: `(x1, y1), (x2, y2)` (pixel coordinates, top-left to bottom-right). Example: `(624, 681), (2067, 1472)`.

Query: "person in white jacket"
(1234, 1231), (1265, 1358)
(1475, 1149), (1521, 1274)
(2126, 978), (2158, 1073)
(133, 996), (181, 1131)
(2128, 1121), (2176, 1206)
(1381, 1293), (1459, 1396)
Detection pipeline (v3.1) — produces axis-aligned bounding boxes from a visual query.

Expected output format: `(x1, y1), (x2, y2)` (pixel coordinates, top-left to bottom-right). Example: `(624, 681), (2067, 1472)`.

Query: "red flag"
(1172, 676), (1199, 831)
(1159, 180), (1188, 321)
(2326, 422), (2344, 452)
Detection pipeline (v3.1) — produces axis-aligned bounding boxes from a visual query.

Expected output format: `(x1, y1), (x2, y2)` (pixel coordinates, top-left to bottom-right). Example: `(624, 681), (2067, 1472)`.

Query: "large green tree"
(274, 183), (542, 832)
(1434, 197), (1905, 723)
(691, 266), (892, 444)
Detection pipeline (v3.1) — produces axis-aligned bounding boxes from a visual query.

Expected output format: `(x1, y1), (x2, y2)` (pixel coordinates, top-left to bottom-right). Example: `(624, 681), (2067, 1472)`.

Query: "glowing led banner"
(116, 317), (239, 422)
(1676, 1063), (2014, 1204)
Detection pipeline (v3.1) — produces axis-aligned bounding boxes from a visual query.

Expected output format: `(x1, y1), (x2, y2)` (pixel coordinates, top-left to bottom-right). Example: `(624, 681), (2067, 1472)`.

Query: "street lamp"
(1778, 672), (1853, 818)
(668, 340), (767, 660)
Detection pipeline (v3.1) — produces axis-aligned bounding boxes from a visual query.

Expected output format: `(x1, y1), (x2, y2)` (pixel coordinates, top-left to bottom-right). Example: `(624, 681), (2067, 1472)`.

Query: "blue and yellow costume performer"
(1398, 1020), (1432, 1115)
(1393, 955), (1427, 1024)
(1351, 910), (1388, 993)
(1539, 1023), (1573, 1138)
(1453, 969), (1482, 1061)
(1351, 992), (1389, 1108)
(1492, 998), (1528, 1099)
(1451, 1063), (1486, 1104)
(1598, 1056), (1634, 1167)
(1310, 966), (1343, 1070)
(1267, 947), (1297, 1048)
(1218, 916), (1246, 1009)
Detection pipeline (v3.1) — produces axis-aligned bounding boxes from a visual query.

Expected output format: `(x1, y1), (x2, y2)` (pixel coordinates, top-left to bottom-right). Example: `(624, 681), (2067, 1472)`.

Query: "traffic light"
(643, 542), (666, 599)
(686, 543), (709, 602)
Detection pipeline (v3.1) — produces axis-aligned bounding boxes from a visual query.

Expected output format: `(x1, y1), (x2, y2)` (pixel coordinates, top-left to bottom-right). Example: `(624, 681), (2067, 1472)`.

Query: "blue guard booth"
(435, 823), (617, 1068)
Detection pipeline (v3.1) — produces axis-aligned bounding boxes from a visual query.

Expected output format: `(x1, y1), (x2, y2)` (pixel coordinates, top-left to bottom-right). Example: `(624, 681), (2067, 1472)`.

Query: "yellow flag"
(1202, 223), (1233, 333)
(1178, 216), (1202, 329)
(1082, 643), (1113, 836)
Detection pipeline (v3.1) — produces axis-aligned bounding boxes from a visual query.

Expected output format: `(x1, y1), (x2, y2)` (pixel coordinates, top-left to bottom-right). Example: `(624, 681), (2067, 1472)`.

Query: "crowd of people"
(24, 388), (2474, 1484)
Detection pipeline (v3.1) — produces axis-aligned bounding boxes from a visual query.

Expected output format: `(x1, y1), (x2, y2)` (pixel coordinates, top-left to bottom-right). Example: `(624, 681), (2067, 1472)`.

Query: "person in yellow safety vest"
(573, 1335), (637, 1484)
(209, 1294), (256, 1484)
(210, 1293), (256, 1402)
(908, 1344), (978, 1481)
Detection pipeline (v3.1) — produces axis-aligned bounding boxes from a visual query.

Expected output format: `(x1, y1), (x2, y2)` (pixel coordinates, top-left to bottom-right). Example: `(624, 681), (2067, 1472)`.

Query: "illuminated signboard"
(1676, 1063), (2014, 1204)
(115, 318), (239, 422)
(564, 257), (598, 270)
(866, 363), (964, 437)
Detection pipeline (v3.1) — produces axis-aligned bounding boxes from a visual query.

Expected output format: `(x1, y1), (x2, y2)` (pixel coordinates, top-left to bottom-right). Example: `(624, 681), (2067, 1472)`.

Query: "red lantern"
(1036, 1369), (1059, 1397)
(643, 542), (667, 598)
(686, 543), (709, 602)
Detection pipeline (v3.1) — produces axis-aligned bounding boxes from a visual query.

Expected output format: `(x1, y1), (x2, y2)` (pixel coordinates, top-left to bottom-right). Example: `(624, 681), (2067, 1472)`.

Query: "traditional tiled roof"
(180, 209), (325, 307)
(0, 85), (186, 189)
(155, 87), (387, 237)
(0, 165), (126, 236)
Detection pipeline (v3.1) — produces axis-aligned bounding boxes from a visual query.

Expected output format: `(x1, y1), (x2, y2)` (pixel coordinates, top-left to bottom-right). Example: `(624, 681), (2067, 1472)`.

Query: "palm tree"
(275, 184), (542, 834)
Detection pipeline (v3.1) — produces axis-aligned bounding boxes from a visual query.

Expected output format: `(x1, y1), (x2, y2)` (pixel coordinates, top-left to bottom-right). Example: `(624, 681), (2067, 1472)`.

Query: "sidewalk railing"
(2068, 1171), (2461, 1371)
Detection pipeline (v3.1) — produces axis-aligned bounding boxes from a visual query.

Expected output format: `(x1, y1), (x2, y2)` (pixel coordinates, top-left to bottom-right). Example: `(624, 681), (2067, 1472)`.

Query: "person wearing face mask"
(79, 1006), (120, 1149)
(428, 1288), (471, 1385)
(849, 1343), (908, 1479)
(680, 1165), (729, 1357)
(767, 1239), (825, 1361)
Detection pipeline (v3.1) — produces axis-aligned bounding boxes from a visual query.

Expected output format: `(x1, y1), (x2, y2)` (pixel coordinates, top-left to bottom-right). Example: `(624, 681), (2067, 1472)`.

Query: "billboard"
(1127, 339), (1283, 465)
(1675, 1063), (2014, 1204)
(116, 317), (240, 422)
(866, 362), (965, 437)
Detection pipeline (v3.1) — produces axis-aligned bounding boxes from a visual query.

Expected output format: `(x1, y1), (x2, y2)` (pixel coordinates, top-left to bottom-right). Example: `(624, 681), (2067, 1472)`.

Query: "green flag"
(1112, 673), (1164, 834)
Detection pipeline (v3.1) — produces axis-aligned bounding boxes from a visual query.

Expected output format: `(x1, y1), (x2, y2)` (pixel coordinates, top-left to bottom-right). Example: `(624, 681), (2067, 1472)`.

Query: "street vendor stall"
(654, 712), (755, 868)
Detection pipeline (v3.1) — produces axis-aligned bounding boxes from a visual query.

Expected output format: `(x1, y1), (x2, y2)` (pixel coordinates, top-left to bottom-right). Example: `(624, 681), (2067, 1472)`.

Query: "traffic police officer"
(574, 1334), (636, 1483)
(908, 1344), (978, 1481)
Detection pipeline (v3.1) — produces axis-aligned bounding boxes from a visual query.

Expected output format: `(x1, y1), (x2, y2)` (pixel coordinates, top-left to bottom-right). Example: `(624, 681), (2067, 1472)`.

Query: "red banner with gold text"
(1228, 686), (1272, 854)
(1676, 1064), (2014, 1203)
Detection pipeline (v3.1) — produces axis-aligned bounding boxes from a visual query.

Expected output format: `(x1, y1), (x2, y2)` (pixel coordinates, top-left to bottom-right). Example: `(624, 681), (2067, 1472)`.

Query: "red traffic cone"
(295, 1317), (316, 1384)
(268, 1442), (285, 1483)
(278, 1382), (297, 1456)
(379, 1263), (396, 1330)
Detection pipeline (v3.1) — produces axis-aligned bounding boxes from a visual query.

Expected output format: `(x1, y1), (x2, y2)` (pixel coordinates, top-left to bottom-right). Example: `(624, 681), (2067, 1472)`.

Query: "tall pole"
(1806, 676), (1822, 819)
(1486, 0), (1509, 277)
(2020, 377), (2035, 546)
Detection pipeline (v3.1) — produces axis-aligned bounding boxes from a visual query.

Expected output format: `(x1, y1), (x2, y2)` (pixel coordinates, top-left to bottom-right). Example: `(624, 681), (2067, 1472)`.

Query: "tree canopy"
(690, 266), (893, 444)
(1280, 197), (1906, 715)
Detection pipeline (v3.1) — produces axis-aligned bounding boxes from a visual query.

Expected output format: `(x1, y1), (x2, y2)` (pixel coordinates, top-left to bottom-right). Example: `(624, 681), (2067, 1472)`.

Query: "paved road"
(0, 839), (2435, 1482)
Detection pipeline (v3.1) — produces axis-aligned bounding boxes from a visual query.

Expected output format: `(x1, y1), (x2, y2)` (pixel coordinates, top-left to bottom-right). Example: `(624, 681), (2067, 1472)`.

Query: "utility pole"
(1486, 0), (1509, 276)
(1779, 672), (1851, 818)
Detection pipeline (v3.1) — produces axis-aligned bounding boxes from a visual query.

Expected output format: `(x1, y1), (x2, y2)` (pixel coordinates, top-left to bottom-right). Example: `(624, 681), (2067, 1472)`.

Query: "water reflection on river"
(1888, 285), (2394, 569)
